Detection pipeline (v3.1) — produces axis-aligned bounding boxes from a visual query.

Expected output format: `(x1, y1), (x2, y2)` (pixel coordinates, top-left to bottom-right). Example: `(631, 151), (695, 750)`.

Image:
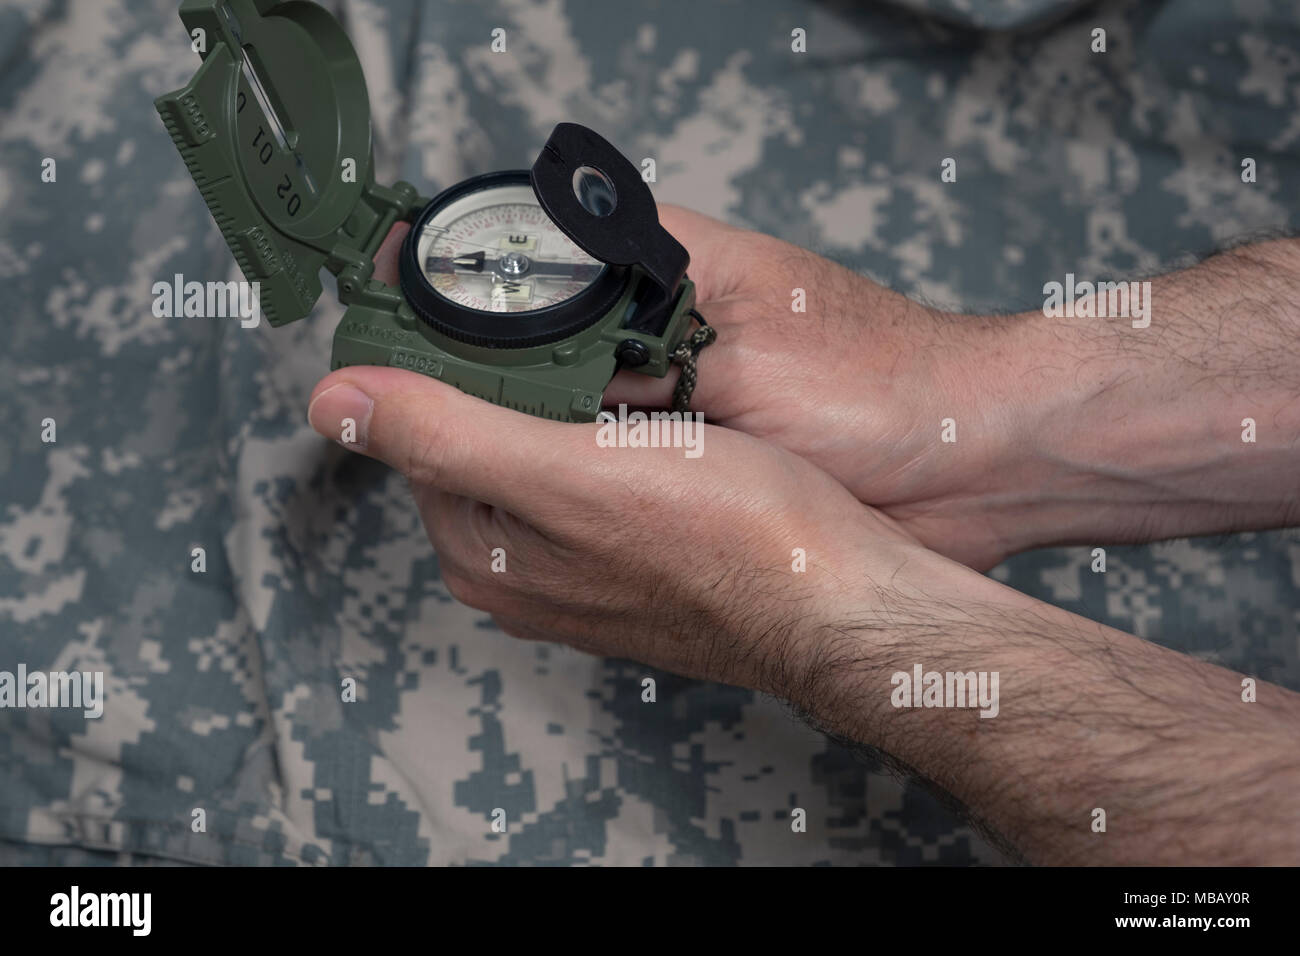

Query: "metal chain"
(669, 310), (717, 413)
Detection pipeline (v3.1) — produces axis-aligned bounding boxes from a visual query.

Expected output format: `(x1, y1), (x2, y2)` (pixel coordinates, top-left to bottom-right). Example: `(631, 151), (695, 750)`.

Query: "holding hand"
(310, 219), (1300, 866)
(306, 365), (926, 692)
(612, 210), (1300, 569)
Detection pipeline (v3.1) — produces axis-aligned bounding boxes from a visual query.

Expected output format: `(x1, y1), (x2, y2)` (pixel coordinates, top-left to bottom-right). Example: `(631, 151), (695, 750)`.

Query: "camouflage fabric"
(2, 0), (1298, 866)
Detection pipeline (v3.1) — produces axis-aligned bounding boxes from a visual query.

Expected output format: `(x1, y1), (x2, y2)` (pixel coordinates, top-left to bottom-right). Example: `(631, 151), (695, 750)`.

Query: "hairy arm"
(340, 224), (1300, 864)
(781, 236), (1300, 861)
(791, 553), (1300, 865)
(935, 237), (1300, 558)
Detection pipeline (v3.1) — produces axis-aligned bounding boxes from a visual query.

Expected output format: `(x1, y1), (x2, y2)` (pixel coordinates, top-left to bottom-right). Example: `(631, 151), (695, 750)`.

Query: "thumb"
(306, 367), (578, 512)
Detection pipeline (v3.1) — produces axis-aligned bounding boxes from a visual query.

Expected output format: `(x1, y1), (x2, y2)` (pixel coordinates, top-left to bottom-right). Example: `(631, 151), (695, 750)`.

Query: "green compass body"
(155, 0), (701, 423)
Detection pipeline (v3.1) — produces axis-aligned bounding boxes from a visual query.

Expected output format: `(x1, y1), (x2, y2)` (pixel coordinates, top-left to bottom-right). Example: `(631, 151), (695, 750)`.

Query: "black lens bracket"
(530, 123), (690, 333)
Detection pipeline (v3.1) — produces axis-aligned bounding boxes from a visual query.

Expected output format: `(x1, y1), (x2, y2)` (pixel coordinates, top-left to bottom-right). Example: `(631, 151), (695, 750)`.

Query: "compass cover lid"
(155, 0), (384, 326)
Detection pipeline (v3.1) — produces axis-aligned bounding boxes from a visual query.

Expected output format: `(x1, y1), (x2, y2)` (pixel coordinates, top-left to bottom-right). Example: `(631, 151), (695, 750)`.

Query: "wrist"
(791, 542), (1300, 864)
(863, 309), (1073, 564)
(974, 303), (1300, 550)
(772, 533), (1005, 741)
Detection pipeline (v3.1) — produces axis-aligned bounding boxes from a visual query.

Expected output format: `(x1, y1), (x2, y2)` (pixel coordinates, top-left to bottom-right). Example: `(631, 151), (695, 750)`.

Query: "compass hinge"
(328, 180), (422, 304)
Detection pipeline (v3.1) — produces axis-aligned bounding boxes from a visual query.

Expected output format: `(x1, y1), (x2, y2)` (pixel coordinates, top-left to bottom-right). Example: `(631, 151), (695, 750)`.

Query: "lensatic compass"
(155, 0), (713, 422)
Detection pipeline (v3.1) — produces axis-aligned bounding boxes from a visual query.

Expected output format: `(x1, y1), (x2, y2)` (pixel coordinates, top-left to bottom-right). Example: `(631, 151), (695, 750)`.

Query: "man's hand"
(335, 218), (1300, 865)
(306, 366), (922, 690)
(608, 207), (1025, 569)
(615, 211), (1300, 567)
(306, 366), (1300, 864)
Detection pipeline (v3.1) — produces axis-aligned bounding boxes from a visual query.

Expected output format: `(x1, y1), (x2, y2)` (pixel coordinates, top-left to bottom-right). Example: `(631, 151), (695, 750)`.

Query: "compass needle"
(412, 185), (605, 315)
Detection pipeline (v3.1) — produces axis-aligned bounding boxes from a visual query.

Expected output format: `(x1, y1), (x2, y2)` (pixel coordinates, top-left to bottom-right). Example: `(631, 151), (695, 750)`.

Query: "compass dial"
(415, 183), (604, 314)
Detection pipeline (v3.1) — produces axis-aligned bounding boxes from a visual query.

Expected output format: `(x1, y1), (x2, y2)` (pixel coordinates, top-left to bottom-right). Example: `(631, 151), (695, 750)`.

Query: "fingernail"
(308, 383), (374, 450)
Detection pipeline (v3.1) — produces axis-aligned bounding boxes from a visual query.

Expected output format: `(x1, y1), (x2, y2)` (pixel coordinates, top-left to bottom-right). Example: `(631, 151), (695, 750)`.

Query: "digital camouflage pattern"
(1, 0), (1298, 866)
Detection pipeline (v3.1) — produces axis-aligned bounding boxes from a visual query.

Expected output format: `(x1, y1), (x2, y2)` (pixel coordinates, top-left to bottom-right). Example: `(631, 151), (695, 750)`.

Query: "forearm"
(951, 238), (1300, 554)
(788, 550), (1300, 865)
